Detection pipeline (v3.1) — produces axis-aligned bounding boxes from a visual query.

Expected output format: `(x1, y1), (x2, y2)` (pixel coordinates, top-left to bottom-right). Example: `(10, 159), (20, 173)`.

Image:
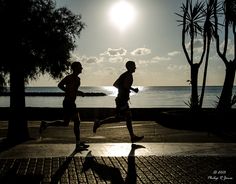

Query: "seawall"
(0, 107), (189, 121)
(1, 107), (235, 130)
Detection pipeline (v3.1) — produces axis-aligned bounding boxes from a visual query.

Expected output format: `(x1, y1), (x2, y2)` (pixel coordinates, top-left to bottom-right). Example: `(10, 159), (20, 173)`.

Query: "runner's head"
(126, 61), (136, 73)
(71, 61), (83, 74)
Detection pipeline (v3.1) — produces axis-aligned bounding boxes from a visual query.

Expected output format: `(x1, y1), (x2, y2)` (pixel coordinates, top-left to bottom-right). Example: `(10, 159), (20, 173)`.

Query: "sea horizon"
(24, 85), (234, 87)
(1, 86), (235, 108)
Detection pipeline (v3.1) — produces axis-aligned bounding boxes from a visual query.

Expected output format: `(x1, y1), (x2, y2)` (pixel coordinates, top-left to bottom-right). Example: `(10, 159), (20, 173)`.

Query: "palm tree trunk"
(200, 38), (211, 108)
(7, 65), (29, 143)
(191, 63), (200, 110)
(217, 61), (236, 111)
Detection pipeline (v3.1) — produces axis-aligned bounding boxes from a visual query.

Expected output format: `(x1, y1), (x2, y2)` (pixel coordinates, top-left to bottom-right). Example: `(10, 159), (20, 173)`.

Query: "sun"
(109, 0), (136, 32)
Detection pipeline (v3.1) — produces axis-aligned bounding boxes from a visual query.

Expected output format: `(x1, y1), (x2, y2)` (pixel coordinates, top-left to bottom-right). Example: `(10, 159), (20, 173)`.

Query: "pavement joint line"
(1, 142), (236, 158)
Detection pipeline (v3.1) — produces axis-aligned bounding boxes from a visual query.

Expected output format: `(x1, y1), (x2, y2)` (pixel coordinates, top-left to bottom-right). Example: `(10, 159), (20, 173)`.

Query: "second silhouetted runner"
(93, 61), (144, 143)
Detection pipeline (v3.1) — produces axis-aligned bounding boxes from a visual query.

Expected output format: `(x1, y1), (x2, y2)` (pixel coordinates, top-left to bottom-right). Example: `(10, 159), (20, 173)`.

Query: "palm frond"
(198, 0), (224, 40)
(176, 0), (206, 38)
(224, 0), (236, 23)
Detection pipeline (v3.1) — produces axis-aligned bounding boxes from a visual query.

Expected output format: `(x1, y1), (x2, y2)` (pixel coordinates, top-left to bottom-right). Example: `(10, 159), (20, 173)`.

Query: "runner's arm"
(58, 78), (67, 92)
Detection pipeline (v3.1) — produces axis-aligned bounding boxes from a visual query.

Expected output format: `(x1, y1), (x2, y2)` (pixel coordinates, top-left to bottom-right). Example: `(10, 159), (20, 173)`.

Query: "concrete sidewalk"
(0, 121), (236, 183)
(0, 152), (235, 184)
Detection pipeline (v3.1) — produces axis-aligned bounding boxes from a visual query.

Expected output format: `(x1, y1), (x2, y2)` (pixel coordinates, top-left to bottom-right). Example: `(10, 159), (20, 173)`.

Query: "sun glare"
(109, 0), (136, 32)
(102, 86), (118, 96)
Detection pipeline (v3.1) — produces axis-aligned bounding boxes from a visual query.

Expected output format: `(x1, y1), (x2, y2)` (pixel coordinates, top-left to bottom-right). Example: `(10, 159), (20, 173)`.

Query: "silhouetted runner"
(93, 61), (144, 143)
(39, 61), (89, 151)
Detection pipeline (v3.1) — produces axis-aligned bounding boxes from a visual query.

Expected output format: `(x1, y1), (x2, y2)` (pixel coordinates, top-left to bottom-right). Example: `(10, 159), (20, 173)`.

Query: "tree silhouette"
(0, 0), (85, 142)
(199, 0), (220, 108)
(214, 0), (236, 110)
(176, 0), (206, 110)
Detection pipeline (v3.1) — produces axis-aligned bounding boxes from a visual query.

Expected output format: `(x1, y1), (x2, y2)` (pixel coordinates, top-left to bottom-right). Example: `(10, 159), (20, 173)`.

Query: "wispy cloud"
(186, 39), (204, 53)
(131, 48), (151, 56)
(72, 54), (104, 64)
(95, 67), (117, 76)
(220, 39), (234, 59)
(70, 53), (81, 62)
(86, 57), (103, 64)
(153, 56), (171, 61)
(167, 64), (188, 71)
(137, 55), (172, 65)
(138, 59), (156, 65)
(109, 56), (124, 63)
(101, 48), (127, 56)
(168, 51), (181, 56)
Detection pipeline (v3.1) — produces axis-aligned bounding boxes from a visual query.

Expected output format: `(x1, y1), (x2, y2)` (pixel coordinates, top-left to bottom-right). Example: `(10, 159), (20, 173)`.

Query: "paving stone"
(1, 156), (235, 184)
(1, 121), (236, 183)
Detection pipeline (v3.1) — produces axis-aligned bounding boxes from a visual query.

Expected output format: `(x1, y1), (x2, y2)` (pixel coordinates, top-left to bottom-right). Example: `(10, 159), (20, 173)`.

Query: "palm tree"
(214, 0), (236, 111)
(0, 0), (85, 143)
(199, 0), (220, 108)
(176, 0), (206, 110)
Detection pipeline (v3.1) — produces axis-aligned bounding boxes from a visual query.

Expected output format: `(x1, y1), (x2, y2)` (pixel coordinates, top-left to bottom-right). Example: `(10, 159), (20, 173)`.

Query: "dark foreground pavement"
(0, 121), (236, 183)
(1, 153), (235, 184)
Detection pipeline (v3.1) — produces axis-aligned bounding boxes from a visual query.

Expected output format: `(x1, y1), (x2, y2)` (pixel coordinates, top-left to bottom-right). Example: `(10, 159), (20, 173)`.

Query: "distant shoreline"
(1, 86), (235, 108)
(0, 92), (107, 97)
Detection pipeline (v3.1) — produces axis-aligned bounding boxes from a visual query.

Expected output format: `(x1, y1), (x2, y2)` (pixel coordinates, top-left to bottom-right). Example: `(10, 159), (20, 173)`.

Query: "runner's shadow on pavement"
(0, 159), (43, 184)
(0, 137), (35, 154)
(0, 139), (16, 153)
(82, 144), (145, 184)
(0, 137), (36, 153)
(125, 144), (146, 184)
(50, 147), (88, 184)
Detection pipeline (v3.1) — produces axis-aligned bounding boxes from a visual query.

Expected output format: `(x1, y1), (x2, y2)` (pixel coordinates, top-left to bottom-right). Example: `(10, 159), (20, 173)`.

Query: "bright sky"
(30, 0), (235, 87)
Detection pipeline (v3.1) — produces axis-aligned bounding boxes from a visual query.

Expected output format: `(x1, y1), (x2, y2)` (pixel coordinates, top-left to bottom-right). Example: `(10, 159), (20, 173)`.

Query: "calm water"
(0, 86), (236, 108)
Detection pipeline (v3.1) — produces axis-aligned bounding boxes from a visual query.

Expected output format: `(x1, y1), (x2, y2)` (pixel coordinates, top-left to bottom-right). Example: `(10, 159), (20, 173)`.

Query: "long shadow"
(82, 144), (145, 184)
(0, 138), (17, 153)
(50, 147), (88, 184)
(125, 144), (145, 184)
(0, 137), (35, 154)
(82, 151), (124, 184)
(0, 159), (43, 184)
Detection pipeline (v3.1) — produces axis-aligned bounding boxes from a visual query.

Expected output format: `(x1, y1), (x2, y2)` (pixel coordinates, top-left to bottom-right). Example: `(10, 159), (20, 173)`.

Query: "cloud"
(152, 56), (171, 61)
(94, 67), (117, 76)
(186, 39), (204, 52)
(109, 57), (124, 63)
(137, 55), (172, 65)
(220, 39), (234, 58)
(131, 48), (151, 56)
(86, 57), (101, 64)
(167, 64), (188, 71)
(138, 60), (151, 65)
(72, 55), (104, 64)
(168, 51), (181, 56)
(101, 48), (127, 56)
(219, 40), (232, 50)
(69, 53), (81, 62)
(193, 39), (203, 48)
(105, 67), (117, 75)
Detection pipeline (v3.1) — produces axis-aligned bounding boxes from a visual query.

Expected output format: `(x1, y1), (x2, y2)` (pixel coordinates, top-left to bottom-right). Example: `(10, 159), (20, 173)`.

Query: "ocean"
(0, 86), (236, 108)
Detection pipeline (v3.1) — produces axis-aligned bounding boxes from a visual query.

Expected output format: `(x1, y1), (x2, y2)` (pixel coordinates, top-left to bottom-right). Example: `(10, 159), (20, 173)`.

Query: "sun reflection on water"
(102, 86), (118, 96)
(102, 86), (145, 97)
